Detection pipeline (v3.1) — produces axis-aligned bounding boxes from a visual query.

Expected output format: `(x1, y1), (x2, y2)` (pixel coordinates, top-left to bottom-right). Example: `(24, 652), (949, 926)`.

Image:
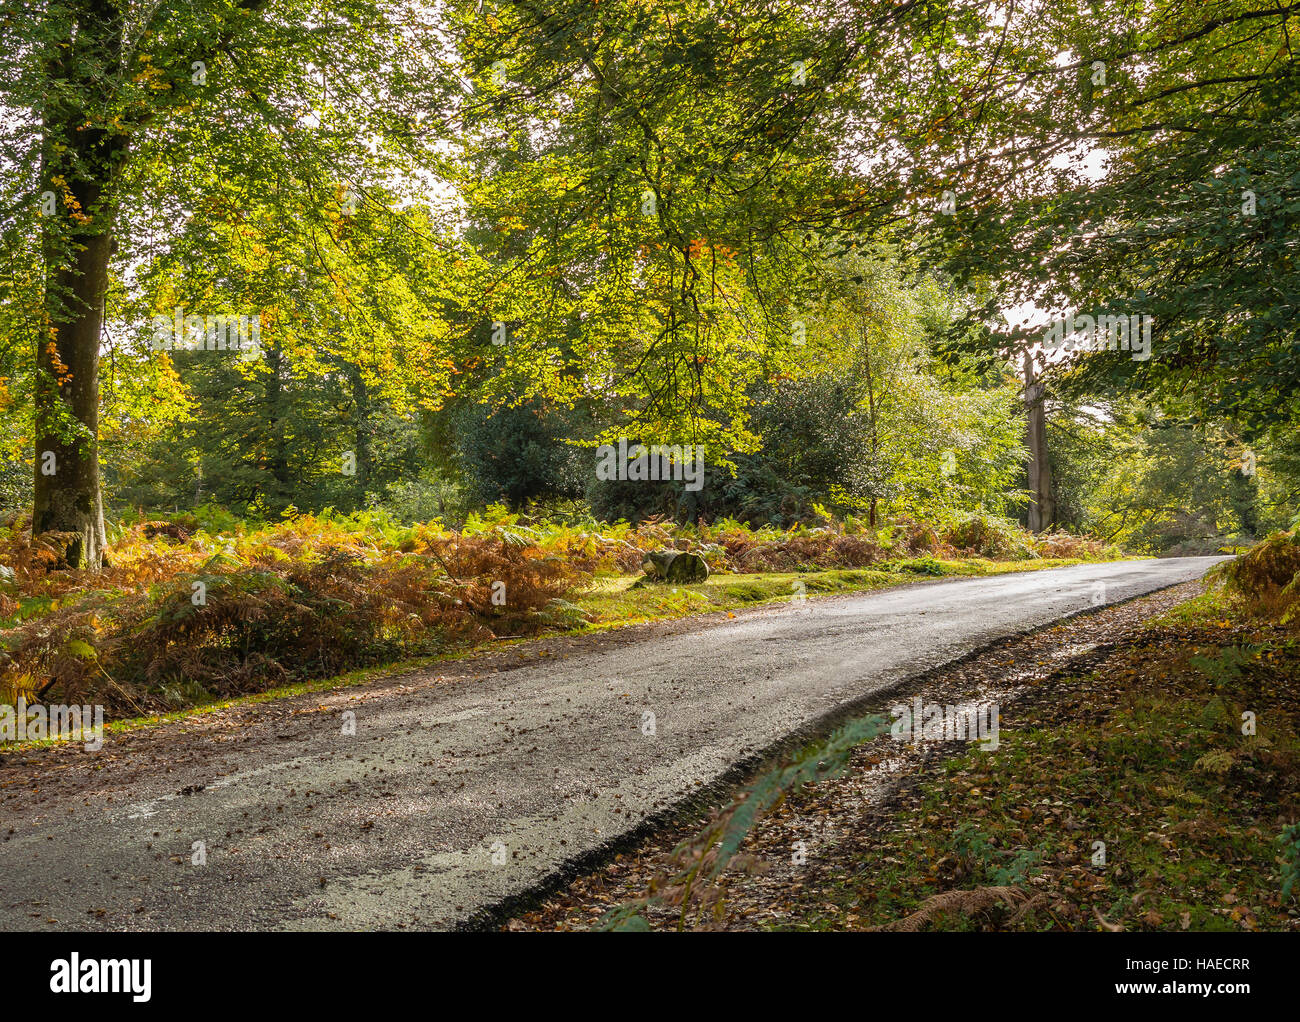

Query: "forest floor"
(509, 580), (1300, 932)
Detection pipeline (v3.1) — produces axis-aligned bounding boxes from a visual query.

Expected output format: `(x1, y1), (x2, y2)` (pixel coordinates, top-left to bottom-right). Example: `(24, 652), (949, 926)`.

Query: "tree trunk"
(1024, 351), (1055, 533)
(33, 230), (112, 568)
(264, 339), (292, 508)
(33, 0), (125, 568)
(860, 322), (880, 529)
(349, 365), (372, 495)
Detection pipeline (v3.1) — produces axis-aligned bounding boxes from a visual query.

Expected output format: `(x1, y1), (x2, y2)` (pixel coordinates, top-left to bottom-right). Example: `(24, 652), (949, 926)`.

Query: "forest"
(2, 0), (1294, 553)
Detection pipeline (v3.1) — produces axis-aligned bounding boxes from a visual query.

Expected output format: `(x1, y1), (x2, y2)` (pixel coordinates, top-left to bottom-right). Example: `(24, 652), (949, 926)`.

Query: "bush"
(0, 507), (1122, 723)
(371, 470), (468, 526)
(1212, 530), (1300, 622)
(453, 399), (585, 509)
(942, 514), (1038, 560)
(584, 376), (885, 528)
(1033, 530), (1113, 560)
(0, 514), (590, 719)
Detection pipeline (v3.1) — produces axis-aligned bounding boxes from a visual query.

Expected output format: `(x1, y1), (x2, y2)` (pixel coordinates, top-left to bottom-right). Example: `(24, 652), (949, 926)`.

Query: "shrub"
(1212, 530), (1300, 622)
(0, 515), (589, 719)
(942, 514), (1038, 560)
(0, 507), (1121, 723)
(1033, 530), (1112, 560)
(453, 399), (585, 509)
(371, 470), (468, 526)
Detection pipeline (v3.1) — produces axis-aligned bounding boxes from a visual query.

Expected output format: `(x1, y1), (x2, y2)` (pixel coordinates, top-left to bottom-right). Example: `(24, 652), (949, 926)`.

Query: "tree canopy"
(0, 0), (1296, 561)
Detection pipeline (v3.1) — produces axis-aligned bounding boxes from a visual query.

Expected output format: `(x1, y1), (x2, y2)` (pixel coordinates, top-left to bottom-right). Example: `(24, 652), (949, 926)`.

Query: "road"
(0, 556), (1223, 930)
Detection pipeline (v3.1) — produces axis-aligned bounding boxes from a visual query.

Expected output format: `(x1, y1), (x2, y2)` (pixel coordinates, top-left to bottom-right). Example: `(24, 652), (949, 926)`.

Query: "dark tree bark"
(1024, 351), (1055, 533)
(859, 322), (881, 529)
(264, 339), (292, 504)
(33, 0), (125, 568)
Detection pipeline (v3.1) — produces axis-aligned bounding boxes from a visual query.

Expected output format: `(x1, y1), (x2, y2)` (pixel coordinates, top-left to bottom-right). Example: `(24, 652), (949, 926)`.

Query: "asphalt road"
(0, 556), (1224, 930)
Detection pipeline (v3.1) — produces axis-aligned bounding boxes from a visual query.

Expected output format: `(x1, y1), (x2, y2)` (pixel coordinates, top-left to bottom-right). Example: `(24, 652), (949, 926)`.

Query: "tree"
(933, 3), (1300, 429)
(445, 0), (1081, 455)
(1, 0), (460, 565)
(1024, 352), (1055, 532)
(451, 398), (585, 510)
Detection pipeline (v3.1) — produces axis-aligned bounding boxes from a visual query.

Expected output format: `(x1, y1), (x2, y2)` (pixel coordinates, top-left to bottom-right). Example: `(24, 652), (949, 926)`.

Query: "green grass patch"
(574, 557), (1099, 629)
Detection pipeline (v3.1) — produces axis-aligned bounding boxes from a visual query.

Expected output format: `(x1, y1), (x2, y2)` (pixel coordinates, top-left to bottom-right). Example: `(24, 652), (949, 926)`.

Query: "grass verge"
(574, 555), (1101, 629)
(781, 597), (1300, 931)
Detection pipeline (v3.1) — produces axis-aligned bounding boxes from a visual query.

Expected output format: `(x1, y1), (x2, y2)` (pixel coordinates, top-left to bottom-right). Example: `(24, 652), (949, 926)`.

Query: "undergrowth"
(0, 507), (1120, 723)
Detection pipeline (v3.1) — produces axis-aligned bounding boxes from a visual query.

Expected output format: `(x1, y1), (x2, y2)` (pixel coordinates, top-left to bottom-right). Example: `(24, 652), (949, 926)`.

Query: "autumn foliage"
(0, 508), (1118, 723)
(1213, 529), (1300, 624)
(0, 513), (586, 718)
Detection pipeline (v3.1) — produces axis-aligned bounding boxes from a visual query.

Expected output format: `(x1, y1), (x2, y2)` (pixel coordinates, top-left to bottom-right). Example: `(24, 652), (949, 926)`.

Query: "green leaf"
(66, 639), (97, 660)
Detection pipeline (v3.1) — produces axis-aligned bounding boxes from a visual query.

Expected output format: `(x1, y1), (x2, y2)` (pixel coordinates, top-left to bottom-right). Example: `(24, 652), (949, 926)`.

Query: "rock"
(667, 552), (709, 583)
(641, 550), (677, 579)
(640, 549), (709, 584)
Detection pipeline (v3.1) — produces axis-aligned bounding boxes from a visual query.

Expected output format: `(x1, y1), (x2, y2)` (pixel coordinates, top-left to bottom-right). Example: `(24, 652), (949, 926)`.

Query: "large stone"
(667, 552), (709, 583)
(640, 549), (709, 584)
